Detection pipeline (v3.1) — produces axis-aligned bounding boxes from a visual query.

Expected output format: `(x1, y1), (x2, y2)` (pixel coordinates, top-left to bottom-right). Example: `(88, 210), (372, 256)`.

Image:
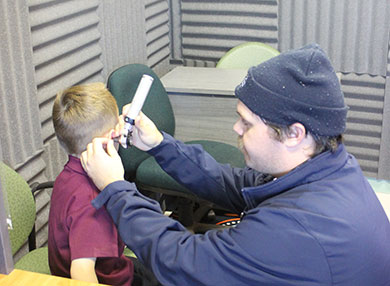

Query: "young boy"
(49, 82), (134, 285)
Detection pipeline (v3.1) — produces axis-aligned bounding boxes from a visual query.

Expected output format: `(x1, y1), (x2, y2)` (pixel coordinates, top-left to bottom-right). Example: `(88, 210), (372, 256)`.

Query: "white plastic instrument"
(119, 74), (154, 148)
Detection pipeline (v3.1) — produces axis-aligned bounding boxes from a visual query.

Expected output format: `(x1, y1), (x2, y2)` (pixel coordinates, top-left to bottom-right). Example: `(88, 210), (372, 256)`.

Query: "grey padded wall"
(278, 0), (390, 76)
(98, 1), (171, 79)
(340, 74), (386, 178)
(98, 0), (147, 80)
(146, 0), (171, 76)
(178, 0), (278, 66)
(0, 0), (46, 179)
(278, 0), (390, 179)
(169, 0), (183, 63)
(0, 0), (49, 261)
(29, 0), (104, 180)
(380, 42), (390, 179)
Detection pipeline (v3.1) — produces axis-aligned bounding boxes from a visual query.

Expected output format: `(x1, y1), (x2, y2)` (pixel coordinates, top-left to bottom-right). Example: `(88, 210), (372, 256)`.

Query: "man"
(81, 44), (390, 285)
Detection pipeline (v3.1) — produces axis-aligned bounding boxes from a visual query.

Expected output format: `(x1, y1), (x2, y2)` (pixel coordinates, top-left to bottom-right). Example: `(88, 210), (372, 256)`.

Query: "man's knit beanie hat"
(235, 43), (348, 136)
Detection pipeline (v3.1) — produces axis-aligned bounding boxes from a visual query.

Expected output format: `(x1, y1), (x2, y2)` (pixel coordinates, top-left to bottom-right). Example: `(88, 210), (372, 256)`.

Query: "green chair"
(0, 162), (53, 274)
(107, 64), (175, 182)
(216, 42), (280, 69)
(107, 64), (245, 228)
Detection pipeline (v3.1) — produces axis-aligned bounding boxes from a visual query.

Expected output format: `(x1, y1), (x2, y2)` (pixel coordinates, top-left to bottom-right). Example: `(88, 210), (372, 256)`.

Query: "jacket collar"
(242, 144), (350, 209)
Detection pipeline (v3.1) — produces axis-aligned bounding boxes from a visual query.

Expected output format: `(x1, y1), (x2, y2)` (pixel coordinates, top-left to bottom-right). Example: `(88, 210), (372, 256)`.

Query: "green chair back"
(0, 162), (51, 274)
(0, 162), (36, 255)
(216, 42), (280, 69)
(107, 64), (176, 180)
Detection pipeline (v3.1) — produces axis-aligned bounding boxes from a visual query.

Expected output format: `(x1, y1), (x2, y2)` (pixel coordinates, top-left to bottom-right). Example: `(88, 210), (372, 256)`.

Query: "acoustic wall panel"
(278, 0), (390, 76)
(378, 38), (390, 179)
(180, 0), (278, 66)
(98, 0), (147, 79)
(28, 0), (104, 179)
(341, 73), (386, 178)
(146, 0), (171, 76)
(168, 0), (183, 63)
(0, 0), (44, 171)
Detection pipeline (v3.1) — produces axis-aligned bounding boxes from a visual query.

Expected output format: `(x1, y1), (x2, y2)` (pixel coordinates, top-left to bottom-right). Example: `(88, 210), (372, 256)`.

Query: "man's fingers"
(106, 139), (118, 157)
(92, 137), (109, 154)
(80, 150), (87, 171)
(122, 103), (132, 116)
(86, 140), (93, 155)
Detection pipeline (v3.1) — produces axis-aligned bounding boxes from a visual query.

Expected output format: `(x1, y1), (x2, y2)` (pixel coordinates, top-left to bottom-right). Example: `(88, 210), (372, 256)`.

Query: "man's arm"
(132, 111), (254, 211)
(91, 181), (329, 286)
(148, 132), (254, 211)
(83, 112), (264, 212)
(70, 257), (98, 283)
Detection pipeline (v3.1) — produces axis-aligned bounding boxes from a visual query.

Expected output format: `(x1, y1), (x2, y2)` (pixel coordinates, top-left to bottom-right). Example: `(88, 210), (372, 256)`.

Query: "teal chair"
(0, 161), (53, 274)
(107, 64), (245, 227)
(216, 42), (280, 69)
(107, 64), (175, 182)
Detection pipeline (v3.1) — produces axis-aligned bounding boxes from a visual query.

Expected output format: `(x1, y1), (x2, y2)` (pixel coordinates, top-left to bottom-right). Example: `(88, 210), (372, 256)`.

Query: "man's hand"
(81, 138), (124, 191)
(122, 104), (163, 151)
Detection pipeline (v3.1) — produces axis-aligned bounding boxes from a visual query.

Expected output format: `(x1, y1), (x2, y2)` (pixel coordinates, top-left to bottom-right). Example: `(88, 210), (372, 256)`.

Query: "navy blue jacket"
(93, 133), (390, 286)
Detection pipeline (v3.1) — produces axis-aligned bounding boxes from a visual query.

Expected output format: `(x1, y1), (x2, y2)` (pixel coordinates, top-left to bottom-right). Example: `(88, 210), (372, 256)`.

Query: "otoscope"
(119, 74), (154, 148)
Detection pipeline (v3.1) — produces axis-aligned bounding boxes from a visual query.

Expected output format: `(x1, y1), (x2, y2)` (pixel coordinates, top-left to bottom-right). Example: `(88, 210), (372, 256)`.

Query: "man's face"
(233, 100), (284, 175)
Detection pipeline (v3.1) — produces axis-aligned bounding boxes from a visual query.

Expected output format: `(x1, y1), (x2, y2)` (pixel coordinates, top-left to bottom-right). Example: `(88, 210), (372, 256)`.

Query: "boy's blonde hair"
(52, 82), (119, 155)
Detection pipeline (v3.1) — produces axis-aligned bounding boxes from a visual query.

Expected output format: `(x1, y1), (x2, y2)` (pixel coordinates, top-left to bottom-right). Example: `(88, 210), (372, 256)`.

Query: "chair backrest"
(107, 64), (176, 180)
(216, 42), (280, 69)
(0, 162), (36, 255)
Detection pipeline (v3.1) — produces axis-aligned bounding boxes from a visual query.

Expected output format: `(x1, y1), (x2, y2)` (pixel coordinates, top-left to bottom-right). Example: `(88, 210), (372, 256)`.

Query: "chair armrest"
(28, 181), (54, 251)
(30, 181), (54, 197)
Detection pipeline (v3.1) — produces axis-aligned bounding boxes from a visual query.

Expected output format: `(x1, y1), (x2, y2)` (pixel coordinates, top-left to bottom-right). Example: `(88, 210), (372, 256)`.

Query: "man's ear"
(284, 123), (307, 147)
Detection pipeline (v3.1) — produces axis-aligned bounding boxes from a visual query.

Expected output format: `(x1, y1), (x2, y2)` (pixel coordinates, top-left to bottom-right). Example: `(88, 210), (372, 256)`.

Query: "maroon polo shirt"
(48, 155), (134, 286)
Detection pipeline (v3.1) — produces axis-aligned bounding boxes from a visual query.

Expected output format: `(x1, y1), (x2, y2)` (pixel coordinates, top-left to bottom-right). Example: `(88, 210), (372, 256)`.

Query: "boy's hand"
(122, 104), (163, 151)
(70, 257), (98, 283)
(81, 138), (124, 191)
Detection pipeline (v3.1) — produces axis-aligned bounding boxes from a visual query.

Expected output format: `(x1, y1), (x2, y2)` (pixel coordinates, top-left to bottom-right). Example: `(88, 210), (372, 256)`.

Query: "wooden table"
(161, 66), (248, 146)
(0, 269), (108, 286)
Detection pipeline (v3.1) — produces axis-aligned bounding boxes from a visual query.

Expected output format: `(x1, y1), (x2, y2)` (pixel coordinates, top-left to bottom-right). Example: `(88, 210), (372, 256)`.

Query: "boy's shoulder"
(52, 156), (99, 205)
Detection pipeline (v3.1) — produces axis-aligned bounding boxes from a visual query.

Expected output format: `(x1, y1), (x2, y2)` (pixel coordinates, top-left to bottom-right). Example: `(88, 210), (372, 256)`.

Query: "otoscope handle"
(119, 74), (154, 148)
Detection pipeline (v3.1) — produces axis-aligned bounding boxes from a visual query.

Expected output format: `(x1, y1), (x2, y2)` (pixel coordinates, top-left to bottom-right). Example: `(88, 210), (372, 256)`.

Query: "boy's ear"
(284, 123), (306, 147)
(102, 129), (115, 139)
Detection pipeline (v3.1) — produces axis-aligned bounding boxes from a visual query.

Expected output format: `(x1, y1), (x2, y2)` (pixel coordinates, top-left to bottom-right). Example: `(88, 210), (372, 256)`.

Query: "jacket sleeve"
(92, 181), (330, 286)
(148, 132), (272, 213)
